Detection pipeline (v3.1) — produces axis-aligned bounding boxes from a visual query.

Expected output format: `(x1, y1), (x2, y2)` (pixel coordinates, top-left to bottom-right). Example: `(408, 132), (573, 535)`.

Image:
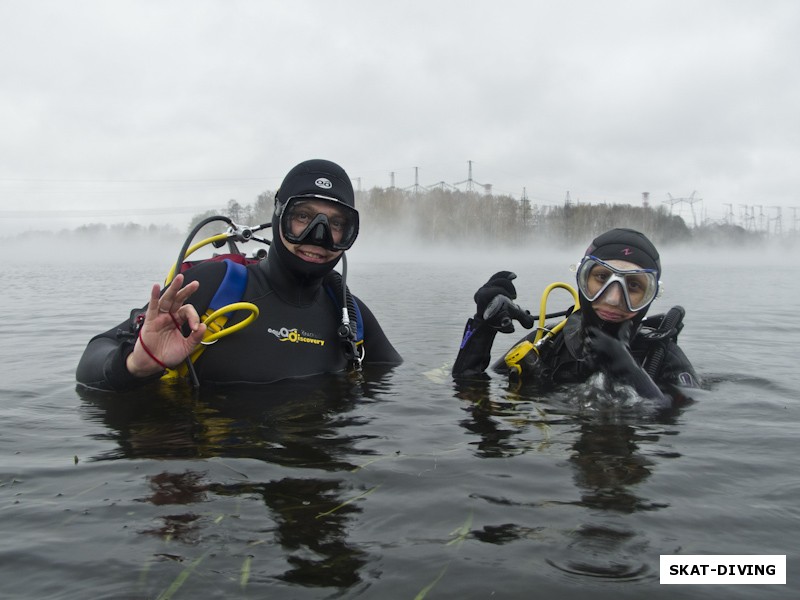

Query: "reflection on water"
(76, 369), (394, 591)
(453, 377), (682, 582)
(139, 471), (207, 544)
(569, 421), (662, 513)
(135, 468), (370, 587)
(79, 369), (394, 466)
(217, 477), (369, 588)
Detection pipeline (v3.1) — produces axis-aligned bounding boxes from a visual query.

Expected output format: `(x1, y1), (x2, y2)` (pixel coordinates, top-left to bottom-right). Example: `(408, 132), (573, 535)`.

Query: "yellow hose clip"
(200, 302), (260, 345)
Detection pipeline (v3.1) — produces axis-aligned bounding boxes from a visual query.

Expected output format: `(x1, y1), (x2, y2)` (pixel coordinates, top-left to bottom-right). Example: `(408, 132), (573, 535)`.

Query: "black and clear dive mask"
(278, 195), (359, 251)
(575, 255), (660, 312)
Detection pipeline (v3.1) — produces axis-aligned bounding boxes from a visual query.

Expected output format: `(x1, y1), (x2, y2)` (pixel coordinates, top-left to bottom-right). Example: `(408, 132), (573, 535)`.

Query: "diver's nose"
(602, 281), (624, 306)
(310, 221), (326, 244)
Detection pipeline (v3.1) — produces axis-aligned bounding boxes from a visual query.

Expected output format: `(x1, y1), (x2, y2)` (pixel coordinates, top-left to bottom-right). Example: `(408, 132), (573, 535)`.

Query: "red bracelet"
(137, 329), (168, 370)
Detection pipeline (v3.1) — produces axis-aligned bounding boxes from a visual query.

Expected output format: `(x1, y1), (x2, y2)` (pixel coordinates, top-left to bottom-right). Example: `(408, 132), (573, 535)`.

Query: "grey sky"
(2, 0), (798, 233)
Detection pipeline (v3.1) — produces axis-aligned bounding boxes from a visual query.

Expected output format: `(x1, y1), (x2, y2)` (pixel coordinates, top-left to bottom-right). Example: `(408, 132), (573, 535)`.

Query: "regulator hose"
(326, 254), (361, 367)
(166, 215), (234, 285)
(533, 282), (581, 347)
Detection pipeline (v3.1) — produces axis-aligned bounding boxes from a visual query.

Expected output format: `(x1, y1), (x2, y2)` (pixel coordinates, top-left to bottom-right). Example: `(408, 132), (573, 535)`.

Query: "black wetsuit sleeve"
(452, 318), (499, 378)
(75, 262), (226, 392)
(75, 313), (161, 391)
(356, 297), (403, 364)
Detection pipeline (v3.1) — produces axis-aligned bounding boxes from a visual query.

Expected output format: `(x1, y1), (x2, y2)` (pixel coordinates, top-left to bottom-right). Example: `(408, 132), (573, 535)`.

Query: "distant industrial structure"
(366, 162), (798, 236)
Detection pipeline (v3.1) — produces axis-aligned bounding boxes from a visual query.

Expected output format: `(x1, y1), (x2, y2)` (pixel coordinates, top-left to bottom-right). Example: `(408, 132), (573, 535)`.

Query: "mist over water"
(9, 217), (797, 267)
(15, 232), (571, 269)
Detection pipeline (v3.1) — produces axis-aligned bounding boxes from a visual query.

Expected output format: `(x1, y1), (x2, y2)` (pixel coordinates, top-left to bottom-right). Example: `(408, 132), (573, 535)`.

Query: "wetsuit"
(76, 248), (402, 391)
(453, 310), (699, 391)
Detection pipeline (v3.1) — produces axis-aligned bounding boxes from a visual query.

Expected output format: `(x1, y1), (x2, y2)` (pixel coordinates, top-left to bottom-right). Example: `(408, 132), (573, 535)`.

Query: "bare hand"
(126, 274), (207, 377)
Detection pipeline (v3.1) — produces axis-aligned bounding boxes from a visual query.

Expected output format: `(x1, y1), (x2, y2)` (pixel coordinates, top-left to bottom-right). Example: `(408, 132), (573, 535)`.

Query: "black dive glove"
(474, 271), (534, 334)
(584, 322), (665, 402)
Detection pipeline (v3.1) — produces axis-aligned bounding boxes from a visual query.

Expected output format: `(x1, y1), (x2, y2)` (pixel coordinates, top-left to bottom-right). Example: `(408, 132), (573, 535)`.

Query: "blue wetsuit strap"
(208, 259), (248, 310)
(352, 297), (364, 343)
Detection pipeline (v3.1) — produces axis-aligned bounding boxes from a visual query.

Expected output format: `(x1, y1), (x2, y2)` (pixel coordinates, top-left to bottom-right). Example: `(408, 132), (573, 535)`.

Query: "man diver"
(452, 228), (699, 409)
(77, 159), (402, 390)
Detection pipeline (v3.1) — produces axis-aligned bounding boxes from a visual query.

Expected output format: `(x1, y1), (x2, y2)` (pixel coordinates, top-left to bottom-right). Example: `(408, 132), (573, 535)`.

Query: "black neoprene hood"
(584, 228), (661, 274)
(275, 159), (355, 209)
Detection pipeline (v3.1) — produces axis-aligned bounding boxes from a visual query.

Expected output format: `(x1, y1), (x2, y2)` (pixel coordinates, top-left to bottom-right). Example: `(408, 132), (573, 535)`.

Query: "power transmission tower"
(454, 160), (492, 194)
(738, 204), (755, 230)
(768, 206), (782, 236)
(664, 191), (702, 227)
(723, 203), (734, 225)
(664, 194), (681, 214)
(520, 187), (534, 228)
(404, 166), (426, 195)
(755, 205), (762, 231)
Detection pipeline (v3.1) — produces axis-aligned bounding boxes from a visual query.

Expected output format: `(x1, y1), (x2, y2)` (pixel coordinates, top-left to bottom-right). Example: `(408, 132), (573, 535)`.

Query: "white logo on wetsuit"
(268, 326), (325, 346)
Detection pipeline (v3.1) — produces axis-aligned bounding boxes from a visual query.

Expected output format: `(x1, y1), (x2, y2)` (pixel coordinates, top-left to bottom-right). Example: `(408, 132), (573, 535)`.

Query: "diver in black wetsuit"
(77, 159), (402, 391)
(452, 228), (699, 409)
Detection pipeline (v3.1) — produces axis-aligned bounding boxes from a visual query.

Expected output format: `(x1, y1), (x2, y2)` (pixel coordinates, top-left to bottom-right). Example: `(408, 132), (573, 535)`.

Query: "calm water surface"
(1, 242), (797, 599)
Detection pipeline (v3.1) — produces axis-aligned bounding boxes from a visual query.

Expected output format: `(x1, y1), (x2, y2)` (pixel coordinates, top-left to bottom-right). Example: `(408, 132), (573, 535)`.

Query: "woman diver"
(452, 228), (700, 409)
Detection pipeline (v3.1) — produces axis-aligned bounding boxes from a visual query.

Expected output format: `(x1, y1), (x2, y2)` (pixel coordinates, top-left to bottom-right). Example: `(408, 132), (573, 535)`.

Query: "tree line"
(6, 186), (776, 248)
(186, 186), (773, 248)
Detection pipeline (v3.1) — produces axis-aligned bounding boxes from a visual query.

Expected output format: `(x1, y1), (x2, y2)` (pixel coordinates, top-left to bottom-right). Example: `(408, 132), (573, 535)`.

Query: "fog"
(9, 224), (796, 272)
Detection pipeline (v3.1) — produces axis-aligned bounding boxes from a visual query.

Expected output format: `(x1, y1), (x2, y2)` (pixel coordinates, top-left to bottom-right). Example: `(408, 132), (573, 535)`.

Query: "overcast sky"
(2, 0), (798, 234)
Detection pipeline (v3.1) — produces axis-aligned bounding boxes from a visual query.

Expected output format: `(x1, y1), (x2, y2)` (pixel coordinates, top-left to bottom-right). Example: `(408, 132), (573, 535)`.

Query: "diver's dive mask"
(575, 255), (660, 312)
(277, 195), (359, 251)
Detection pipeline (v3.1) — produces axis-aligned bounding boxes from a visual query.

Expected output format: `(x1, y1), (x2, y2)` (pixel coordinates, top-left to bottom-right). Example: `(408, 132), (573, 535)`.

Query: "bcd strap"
(207, 260), (249, 310)
(161, 259), (249, 380)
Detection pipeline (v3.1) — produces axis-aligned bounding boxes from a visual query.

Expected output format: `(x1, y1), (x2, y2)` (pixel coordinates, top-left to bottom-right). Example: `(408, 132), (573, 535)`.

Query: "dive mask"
(278, 195), (359, 251)
(576, 255), (660, 312)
